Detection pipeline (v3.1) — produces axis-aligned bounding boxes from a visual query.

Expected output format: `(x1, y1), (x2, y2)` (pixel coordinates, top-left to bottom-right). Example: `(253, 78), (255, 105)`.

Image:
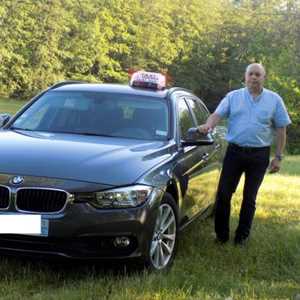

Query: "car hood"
(0, 130), (174, 185)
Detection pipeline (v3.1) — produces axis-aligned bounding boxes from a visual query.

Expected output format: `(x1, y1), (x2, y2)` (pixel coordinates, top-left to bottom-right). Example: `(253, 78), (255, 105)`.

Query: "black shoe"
(234, 236), (249, 246)
(214, 236), (229, 245)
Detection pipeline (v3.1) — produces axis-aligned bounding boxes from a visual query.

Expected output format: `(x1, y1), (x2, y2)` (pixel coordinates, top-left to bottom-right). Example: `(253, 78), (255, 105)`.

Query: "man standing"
(198, 63), (291, 245)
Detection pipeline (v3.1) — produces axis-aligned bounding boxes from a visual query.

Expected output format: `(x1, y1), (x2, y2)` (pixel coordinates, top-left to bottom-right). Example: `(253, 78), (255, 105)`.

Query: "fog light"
(113, 236), (130, 248)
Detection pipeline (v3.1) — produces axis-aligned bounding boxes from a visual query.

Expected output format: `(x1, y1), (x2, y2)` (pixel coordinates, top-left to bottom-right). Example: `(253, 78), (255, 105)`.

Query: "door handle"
(201, 152), (209, 162)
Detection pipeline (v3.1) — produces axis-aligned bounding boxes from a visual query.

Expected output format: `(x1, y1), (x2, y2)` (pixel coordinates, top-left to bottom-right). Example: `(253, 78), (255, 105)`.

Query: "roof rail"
(49, 80), (87, 90)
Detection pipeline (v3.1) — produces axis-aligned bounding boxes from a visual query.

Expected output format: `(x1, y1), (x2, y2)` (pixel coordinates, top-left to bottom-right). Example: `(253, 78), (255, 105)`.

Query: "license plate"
(41, 218), (49, 236)
(0, 215), (49, 236)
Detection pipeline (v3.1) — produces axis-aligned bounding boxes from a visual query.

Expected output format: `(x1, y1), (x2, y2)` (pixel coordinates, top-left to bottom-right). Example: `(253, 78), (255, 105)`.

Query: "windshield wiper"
(52, 130), (115, 137)
(10, 126), (34, 131)
(75, 132), (115, 137)
(10, 127), (115, 137)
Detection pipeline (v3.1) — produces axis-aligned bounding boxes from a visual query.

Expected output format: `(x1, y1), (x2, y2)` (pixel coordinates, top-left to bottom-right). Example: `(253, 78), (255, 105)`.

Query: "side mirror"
(181, 127), (214, 146)
(0, 113), (12, 128)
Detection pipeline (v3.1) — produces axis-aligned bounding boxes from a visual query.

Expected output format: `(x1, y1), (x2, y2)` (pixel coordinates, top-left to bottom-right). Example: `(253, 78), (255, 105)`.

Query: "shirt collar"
(245, 87), (265, 102)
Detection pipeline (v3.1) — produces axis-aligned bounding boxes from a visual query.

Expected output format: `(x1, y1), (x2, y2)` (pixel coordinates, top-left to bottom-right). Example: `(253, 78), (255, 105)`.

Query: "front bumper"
(0, 189), (164, 260)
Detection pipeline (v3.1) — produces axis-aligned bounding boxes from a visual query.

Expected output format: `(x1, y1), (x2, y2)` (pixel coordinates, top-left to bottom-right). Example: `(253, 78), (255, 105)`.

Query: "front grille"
(0, 186), (9, 209)
(16, 189), (67, 213)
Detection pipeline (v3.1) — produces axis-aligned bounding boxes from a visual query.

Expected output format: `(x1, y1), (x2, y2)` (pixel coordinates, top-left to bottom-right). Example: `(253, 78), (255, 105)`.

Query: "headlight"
(75, 185), (153, 209)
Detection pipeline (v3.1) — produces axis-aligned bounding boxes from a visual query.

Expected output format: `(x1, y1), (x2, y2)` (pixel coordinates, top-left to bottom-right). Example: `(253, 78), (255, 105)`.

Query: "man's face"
(245, 65), (265, 90)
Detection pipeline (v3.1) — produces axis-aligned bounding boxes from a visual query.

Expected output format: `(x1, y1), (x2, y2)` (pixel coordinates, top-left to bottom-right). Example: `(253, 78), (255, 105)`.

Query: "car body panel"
(0, 82), (226, 261)
(0, 130), (173, 185)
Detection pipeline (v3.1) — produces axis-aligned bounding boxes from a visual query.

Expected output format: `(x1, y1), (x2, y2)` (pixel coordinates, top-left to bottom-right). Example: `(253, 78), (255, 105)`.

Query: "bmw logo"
(11, 176), (24, 185)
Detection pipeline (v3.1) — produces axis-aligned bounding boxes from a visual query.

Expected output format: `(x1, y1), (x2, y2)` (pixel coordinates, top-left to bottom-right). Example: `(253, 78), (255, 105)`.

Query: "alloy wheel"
(150, 203), (177, 269)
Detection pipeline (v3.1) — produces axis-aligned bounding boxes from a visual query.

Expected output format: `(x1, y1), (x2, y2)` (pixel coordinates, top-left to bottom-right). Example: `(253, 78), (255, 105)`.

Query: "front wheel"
(145, 193), (179, 271)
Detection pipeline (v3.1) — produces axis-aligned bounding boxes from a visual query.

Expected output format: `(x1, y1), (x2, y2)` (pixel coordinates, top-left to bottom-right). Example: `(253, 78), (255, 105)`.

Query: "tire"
(144, 192), (179, 271)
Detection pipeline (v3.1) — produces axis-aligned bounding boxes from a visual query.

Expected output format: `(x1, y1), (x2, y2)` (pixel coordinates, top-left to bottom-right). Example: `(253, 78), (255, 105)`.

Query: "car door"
(174, 96), (213, 221)
(185, 96), (222, 213)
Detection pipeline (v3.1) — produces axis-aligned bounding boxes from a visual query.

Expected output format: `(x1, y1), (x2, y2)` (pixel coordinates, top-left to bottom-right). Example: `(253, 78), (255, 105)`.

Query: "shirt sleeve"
(215, 95), (230, 119)
(273, 96), (292, 128)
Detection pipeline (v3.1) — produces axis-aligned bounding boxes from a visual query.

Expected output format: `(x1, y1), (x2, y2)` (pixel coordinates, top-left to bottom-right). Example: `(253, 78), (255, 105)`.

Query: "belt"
(228, 143), (270, 153)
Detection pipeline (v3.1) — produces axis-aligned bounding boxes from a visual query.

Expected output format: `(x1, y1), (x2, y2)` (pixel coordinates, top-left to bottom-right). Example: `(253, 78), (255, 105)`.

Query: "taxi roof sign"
(130, 71), (166, 90)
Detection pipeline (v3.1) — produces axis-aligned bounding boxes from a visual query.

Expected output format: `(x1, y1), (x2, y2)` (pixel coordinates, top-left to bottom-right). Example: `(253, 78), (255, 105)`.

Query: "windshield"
(11, 91), (169, 141)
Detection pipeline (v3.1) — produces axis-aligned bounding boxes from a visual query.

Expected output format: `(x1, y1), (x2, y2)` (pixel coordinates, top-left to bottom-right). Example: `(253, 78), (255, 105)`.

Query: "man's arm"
(269, 127), (287, 173)
(275, 127), (287, 158)
(197, 113), (221, 134)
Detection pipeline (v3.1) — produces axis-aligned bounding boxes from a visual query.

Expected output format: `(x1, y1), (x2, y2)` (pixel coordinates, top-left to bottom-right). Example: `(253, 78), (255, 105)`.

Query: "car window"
(15, 103), (51, 130)
(177, 98), (195, 139)
(11, 91), (169, 141)
(185, 97), (209, 126)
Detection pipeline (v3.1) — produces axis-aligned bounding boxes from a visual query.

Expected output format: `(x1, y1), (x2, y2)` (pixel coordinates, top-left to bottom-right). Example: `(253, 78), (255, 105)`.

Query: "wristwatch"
(275, 154), (283, 161)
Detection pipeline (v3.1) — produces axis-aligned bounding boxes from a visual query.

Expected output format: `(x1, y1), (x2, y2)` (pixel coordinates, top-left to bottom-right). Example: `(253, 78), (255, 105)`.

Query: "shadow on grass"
(0, 253), (142, 279)
(0, 213), (298, 299)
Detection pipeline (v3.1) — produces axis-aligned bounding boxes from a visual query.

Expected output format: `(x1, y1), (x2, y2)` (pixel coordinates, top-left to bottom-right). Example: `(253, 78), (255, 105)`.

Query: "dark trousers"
(215, 143), (270, 240)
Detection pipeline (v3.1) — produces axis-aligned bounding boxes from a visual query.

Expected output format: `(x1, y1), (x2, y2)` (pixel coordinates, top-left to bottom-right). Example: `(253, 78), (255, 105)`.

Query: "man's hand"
(269, 158), (281, 173)
(197, 124), (212, 135)
(197, 113), (221, 135)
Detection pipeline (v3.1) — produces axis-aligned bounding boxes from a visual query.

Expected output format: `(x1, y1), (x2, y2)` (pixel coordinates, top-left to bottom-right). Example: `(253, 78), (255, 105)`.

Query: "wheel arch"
(164, 177), (184, 221)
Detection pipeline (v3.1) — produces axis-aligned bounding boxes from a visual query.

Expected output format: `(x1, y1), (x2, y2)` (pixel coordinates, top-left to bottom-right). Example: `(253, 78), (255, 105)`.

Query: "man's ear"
(262, 72), (267, 80)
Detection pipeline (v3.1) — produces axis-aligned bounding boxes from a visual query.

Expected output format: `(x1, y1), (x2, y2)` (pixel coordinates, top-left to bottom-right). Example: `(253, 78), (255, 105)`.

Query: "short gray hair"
(245, 63), (266, 75)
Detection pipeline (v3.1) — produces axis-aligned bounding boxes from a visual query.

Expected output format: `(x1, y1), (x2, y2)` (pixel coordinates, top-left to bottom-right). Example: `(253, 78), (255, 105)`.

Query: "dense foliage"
(0, 0), (299, 151)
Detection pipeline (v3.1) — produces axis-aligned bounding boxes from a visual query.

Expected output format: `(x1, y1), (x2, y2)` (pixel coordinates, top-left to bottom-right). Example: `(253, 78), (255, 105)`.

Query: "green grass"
(0, 99), (299, 300)
(0, 97), (28, 115)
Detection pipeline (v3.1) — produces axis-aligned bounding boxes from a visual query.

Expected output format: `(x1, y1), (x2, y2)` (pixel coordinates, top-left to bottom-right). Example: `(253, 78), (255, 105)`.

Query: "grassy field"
(0, 99), (299, 300)
(0, 97), (28, 115)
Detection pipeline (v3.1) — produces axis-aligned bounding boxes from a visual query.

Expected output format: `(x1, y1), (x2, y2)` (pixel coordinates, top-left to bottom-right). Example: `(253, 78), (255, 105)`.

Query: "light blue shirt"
(215, 87), (292, 147)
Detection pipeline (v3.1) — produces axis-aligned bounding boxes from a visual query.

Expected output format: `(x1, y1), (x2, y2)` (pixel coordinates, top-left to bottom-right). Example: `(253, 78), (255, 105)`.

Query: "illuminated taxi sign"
(130, 71), (166, 90)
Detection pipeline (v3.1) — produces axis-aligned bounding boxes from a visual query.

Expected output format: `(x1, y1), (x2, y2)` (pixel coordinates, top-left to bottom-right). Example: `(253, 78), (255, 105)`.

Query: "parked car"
(0, 71), (226, 270)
